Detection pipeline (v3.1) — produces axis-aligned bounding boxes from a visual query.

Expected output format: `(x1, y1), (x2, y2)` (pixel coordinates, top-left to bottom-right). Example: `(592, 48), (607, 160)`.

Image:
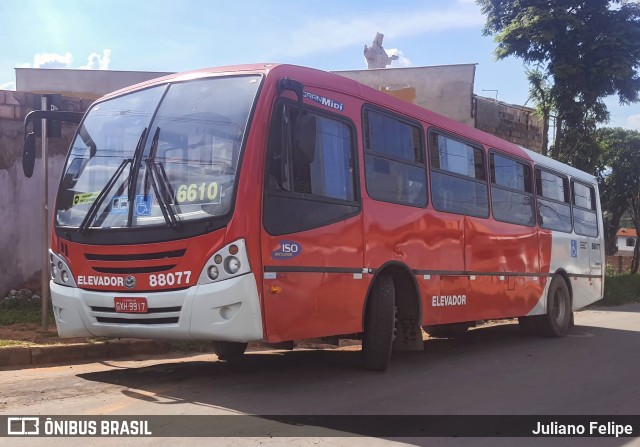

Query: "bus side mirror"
(22, 132), (36, 178)
(278, 77), (304, 104)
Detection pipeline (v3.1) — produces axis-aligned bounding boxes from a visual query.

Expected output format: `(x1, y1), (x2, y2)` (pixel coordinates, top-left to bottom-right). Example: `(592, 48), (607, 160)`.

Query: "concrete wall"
(0, 90), (90, 297)
(474, 96), (544, 153)
(16, 68), (171, 100)
(335, 64), (477, 126)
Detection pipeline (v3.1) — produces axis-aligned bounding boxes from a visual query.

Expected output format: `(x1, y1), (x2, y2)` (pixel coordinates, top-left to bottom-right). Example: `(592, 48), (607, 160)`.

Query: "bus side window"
(363, 108), (427, 207)
(263, 100), (359, 235)
(490, 152), (535, 226)
(428, 132), (489, 218)
(266, 102), (356, 202)
(572, 181), (598, 237)
(535, 168), (572, 233)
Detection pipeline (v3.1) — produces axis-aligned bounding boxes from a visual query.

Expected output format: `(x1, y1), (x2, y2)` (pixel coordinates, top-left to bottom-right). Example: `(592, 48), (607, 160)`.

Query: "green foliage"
(595, 127), (640, 255)
(0, 293), (53, 325)
(526, 68), (553, 155)
(478, 0), (640, 169)
(601, 274), (640, 306)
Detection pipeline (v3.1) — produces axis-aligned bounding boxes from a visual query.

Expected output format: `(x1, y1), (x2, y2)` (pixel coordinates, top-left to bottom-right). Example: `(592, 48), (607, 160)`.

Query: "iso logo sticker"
(271, 241), (302, 259)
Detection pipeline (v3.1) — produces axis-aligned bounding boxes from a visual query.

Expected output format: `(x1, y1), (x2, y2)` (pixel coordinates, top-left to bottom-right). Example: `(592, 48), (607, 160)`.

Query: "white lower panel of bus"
(527, 231), (603, 316)
(50, 273), (264, 342)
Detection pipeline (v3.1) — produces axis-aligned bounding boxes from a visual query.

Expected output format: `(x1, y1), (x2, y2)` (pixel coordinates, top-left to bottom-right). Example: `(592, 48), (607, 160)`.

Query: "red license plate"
(114, 297), (148, 313)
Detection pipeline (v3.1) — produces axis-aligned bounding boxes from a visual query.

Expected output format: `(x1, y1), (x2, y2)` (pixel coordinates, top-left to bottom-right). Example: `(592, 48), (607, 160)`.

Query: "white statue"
(364, 32), (398, 69)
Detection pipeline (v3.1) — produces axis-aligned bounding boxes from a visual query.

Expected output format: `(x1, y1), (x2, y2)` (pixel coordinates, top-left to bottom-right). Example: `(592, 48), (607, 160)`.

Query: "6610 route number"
(149, 271), (192, 287)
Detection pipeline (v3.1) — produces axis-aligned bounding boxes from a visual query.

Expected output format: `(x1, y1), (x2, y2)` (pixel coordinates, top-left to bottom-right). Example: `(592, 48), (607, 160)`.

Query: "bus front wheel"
(538, 276), (572, 337)
(362, 275), (396, 372)
(212, 341), (248, 361)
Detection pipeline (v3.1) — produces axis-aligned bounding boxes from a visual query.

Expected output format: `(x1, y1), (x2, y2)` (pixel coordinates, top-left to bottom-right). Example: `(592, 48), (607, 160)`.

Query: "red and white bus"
(44, 64), (604, 370)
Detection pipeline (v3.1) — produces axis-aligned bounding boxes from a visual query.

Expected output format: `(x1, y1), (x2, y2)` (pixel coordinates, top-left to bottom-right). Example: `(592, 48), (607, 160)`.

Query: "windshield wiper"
(78, 158), (132, 235)
(79, 127), (147, 234)
(144, 127), (179, 228)
(126, 127), (147, 227)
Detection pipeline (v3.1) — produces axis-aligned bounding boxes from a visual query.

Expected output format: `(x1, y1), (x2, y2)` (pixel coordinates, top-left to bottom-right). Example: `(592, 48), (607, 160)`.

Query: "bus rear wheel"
(212, 341), (248, 360)
(537, 276), (572, 337)
(362, 275), (396, 372)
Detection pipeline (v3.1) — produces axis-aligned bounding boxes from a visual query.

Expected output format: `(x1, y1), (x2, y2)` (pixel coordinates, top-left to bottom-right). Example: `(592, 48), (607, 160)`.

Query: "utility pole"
(41, 96), (50, 331)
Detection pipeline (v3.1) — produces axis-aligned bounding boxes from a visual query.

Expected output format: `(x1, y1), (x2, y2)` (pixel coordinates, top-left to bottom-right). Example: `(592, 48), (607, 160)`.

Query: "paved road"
(1, 304), (640, 447)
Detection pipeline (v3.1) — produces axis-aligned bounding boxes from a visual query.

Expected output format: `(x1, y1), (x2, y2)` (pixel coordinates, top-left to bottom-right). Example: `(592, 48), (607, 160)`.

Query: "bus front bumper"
(50, 273), (264, 342)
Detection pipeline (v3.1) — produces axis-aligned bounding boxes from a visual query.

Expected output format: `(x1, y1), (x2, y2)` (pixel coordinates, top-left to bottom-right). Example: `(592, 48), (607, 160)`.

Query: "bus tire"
(362, 275), (396, 372)
(537, 276), (571, 337)
(212, 341), (248, 360)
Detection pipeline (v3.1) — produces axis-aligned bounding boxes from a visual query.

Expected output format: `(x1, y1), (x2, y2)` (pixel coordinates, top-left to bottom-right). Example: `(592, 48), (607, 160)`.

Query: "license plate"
(114, 297), (148, 313)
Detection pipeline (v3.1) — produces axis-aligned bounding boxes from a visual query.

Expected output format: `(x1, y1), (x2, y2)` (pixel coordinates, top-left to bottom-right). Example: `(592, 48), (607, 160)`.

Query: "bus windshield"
(55, 75), (261, 230)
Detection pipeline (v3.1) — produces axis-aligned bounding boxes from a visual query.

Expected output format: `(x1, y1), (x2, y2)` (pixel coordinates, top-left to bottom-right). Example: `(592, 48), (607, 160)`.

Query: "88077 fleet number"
(149, 271), (192, 288)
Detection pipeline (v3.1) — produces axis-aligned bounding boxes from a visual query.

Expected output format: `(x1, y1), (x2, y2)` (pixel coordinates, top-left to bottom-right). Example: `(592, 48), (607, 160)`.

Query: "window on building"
(535, 168), (572, 233)
(363, 108), (427, 207)
(490, 153), (535, 226)
(429, 132), (488, 217)
(627, 238), (636, 247)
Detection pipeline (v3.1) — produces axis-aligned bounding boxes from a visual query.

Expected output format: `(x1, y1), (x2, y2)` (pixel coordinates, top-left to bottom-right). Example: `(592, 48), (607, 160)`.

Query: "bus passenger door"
(259, 101), (366, 342)
(572, 181), (603, 307)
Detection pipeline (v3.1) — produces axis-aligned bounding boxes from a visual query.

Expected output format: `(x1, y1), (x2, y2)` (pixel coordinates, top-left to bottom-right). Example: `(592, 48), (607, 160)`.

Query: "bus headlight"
(225, 257), (241, 274)
(207, 265), (220, 280)
(49, 250), (77, 288)
(198, 239), (250, 285)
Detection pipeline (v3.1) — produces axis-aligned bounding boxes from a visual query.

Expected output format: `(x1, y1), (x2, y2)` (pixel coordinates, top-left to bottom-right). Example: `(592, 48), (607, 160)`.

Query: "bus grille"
(85, 250), (186, 261)
(95, 316), (179, 325)
(84, 249), (187, 275)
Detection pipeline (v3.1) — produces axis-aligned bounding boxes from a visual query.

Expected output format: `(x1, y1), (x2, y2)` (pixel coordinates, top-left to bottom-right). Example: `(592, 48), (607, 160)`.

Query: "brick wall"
(0, 90), (91, 298)
(606, 254), (636, 274)
(474, 95), (544, 153)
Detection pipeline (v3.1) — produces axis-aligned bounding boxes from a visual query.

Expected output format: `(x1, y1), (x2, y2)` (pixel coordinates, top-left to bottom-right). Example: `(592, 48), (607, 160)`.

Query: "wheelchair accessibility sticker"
(134, 195), (153, 216)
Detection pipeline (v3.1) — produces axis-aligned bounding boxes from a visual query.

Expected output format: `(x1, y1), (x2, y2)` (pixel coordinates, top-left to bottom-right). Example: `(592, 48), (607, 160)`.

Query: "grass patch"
(0, 305), (54, 326)
(601, 274), (640, 306)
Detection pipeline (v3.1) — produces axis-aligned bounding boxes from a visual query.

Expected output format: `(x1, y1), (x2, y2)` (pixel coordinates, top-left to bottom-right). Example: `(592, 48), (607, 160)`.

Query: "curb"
(0, 339), (173, 369)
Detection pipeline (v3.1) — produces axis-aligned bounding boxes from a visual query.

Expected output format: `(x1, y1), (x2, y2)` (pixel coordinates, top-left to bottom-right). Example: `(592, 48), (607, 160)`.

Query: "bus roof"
(98, 63), (596, 183)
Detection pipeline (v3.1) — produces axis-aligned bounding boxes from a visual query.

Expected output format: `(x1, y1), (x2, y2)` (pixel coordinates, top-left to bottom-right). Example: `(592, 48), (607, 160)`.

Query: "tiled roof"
(617, 228), (637, 238)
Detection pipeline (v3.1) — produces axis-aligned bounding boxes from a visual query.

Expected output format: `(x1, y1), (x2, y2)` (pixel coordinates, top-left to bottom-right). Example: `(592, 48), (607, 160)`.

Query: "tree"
(478, 0), (640, 169)
(526, 68), (553, 156)
(629, 196), (640, 273)
(595, 128), (640, 256)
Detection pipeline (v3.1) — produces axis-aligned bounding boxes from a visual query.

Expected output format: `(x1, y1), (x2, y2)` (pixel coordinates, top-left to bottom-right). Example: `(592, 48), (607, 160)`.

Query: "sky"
(0, 0), (639, 130)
